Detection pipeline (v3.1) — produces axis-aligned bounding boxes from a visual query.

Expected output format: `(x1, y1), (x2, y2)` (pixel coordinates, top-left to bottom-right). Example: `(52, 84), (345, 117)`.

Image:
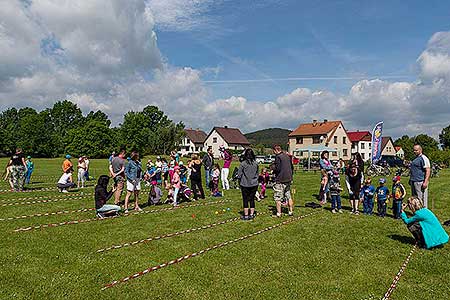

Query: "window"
(296, 137), (303, 144)
(213, 137), (217, 143)
(332, 152), (337, 157)
(361, 153), (365, 159)
(313, 136), (321, 144)
(343, 137), (347, 144)
(334, 136), (338, 144)
(343, 149), (348, 156)
(186, 138), (191, 144)
(369, 143), (371, 149)
(361, 143), (365, 150)
(235, 146), (238, 150)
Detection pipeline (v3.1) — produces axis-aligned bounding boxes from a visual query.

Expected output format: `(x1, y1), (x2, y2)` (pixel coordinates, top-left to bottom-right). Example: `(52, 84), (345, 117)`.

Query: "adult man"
(109, 149), (126, 205)
(202, 147), (214, 188)
(409, 144), (431, 208)
(272, 144), (294, 217)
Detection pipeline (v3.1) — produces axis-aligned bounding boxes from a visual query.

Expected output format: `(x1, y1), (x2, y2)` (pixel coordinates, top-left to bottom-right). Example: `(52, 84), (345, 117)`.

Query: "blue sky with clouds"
(1, 0), (450, 138)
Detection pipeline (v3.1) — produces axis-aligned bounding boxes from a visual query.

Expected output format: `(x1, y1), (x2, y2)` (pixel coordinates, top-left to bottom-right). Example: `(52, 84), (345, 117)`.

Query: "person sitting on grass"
(95, 175), (120, 218)
(57, 167), (76, 193)
(375, 178), (390, 218)
(401, 196), (449, 249)
(148, 183), (163, 206)
(360, 178), (375, 215)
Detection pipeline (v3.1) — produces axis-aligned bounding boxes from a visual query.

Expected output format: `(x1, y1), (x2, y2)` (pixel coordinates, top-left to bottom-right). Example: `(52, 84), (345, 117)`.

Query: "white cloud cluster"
(1, 1), (450, 139)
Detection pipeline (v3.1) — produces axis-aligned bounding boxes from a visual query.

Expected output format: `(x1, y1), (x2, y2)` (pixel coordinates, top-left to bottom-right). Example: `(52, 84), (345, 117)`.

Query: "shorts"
(126, 180), (141, 192)
(273, 182), (292, 202)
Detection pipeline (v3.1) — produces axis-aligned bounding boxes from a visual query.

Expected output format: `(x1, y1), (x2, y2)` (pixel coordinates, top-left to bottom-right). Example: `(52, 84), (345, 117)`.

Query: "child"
(329, 170), (343, 213)
(391, 176), (406, 219)
(95, 175), (120, 218)
(148, 183), (163, 205)
(25, 156), (34, 184)
(171, 166), (181, 207)
(258, 168), (269, 199)
(179, 161), (187, 184)
(319, 169), (329, 205)
(360, 178), (375, 215)
(164, 183), (174, 204)
(375, 178), (390, 217)
(211, 163), (221, 197)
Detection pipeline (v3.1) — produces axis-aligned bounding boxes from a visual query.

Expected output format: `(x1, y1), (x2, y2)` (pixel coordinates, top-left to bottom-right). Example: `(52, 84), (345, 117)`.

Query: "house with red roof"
(204, 126), (250, 158)
(180, 128), (207, 156)
(381, 136), (396, 157)
(395, 146), (404, 159)
(347, 130), (372, 161)
(288, 119), (351, 160)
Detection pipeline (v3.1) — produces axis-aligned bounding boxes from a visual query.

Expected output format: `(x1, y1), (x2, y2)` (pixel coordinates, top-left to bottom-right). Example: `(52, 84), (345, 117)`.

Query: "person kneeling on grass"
(401, 196), (448, 249)
(57, 168), (76, 193)
(95, 175), (120, 218)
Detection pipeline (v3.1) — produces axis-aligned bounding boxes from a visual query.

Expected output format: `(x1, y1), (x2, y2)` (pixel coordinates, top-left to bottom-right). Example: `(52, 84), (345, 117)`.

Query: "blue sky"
(157, 0), (450, 100)
(1, 0), (450, 138)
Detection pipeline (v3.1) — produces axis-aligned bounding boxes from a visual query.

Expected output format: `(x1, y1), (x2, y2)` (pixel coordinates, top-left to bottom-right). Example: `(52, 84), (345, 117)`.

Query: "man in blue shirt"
(409, 144), (431, 208)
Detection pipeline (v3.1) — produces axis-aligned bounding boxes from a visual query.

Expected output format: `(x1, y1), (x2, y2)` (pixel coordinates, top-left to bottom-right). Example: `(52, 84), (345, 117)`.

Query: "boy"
(391, 176), (406, 219)
(329, 170), (343, 213)
(375, 178), (390, 217)
(360, 178), (375, 215)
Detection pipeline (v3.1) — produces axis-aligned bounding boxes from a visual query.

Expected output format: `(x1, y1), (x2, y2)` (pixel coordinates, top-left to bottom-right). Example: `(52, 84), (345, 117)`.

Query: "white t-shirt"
(58, 173), (71, 184)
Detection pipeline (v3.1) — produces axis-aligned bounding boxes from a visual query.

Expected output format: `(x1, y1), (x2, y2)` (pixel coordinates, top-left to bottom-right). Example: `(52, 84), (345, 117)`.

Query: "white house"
(179, 129), (207, 156)
(381, 137), (396, 156)
(395, 146), (404, 159)
(204, 126), (250, 158)
(347, 131), (372, 161)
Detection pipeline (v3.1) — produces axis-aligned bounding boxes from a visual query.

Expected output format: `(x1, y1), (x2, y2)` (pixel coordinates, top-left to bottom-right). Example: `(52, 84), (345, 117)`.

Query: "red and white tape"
(101, 210), (320, 290)
(0, 193), (92, 203)
(381, 244), (418, 300)
(14, 200), (232, 232)
(97, 213), (268, 253)
(0, 207), (96, 221)
(1, 195), (92, 207)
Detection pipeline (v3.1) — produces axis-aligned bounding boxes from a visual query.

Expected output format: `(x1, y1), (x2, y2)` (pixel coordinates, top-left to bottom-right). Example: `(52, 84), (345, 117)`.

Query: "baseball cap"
(65, 154), (71, 159)
(379, 178), (386, 184)
(393, 176), (401, 182)
(27, 156), (31, 159)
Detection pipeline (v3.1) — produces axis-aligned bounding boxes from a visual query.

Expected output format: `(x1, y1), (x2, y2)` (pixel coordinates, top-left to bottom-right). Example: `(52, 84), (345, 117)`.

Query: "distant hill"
(245, 128), (291, 149)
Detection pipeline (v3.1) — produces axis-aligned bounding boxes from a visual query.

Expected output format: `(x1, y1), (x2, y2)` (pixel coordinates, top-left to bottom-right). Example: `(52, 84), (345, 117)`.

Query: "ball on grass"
(215, 211), (219, 215)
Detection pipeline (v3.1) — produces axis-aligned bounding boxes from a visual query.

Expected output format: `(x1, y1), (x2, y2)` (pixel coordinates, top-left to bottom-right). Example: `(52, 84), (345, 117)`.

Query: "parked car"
(264, 155), (275, 164)
(379, 155), (405, 168)
(255, 156), (265, 164)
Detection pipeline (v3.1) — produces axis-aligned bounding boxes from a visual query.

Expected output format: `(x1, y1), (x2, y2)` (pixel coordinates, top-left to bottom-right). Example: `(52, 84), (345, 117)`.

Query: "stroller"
(230, 167), (240, 189)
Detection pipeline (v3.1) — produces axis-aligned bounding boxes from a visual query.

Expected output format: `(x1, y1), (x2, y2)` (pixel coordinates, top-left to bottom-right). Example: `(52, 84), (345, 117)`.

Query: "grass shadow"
(388, 234), (416, 245)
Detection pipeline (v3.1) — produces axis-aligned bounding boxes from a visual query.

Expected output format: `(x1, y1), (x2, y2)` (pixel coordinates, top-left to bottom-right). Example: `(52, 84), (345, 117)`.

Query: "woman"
(57, 168), (76, 193)
(124, 151), (143, 213)
(189, 154), (205, 200)
(319, 151), (333, 205)
(77, 156), (87, 188)
(401, 196), (449, 249)
(9, 148), (27, 192)
(219, 146), (233, 190)
(95, 175), (120, 218)
(237, 148), (259, 220)
(345, 162), (363, 214)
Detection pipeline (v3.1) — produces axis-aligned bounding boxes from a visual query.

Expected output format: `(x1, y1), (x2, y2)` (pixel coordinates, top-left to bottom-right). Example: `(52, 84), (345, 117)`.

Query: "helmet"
(393, 176), (401, 182)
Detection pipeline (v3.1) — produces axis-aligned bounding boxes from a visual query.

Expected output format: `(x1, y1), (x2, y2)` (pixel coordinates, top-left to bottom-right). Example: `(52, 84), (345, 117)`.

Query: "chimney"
(224, 125), (228, 129)
(312, 120), (317, 127)
(323, 119), (328, 123)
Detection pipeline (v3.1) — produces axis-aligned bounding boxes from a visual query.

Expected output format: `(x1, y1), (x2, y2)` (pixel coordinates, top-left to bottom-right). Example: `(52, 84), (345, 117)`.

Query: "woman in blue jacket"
(401, 196), (449, 249)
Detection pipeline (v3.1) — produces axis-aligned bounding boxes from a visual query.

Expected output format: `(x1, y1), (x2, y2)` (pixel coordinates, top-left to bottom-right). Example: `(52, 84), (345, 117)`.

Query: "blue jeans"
(393, 200), (403, 219)
(363, 199), (374, 215)
(25, 170), (33, 184)
(97, 204), (121, 213)
(331, 194), (341, 210)
(204, 168), (213, 188)
(377, 199), (387, 217)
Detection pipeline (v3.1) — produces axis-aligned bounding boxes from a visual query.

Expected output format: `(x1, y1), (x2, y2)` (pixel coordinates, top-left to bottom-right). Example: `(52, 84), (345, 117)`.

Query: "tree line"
(0, 101), (185, 158)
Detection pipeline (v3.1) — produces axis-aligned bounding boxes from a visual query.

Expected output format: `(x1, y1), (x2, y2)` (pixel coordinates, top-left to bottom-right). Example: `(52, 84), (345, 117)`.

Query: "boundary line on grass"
(0, 193), (93, 202)
(1, 196), (92, 207)
(381, 244), (417, 300)
(0, 208), (96, 221)
(101, 210), (321, 290)
(13, 200), (232, 232)
(97, 212), (268, 253)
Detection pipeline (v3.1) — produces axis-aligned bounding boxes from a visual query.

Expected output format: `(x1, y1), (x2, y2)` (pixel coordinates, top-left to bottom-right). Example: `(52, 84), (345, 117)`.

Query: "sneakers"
(331, 209), (337, 214)
(354, 210), (360, 215)
(62, 189), (69, 193)
(241, 215), (249, 221)
(338, 209), (344, 214)
(96, 212), (105, 219)
(124, 209), (129, 214)
(135, 207), (143, 212)
(288, 211), (293, 217)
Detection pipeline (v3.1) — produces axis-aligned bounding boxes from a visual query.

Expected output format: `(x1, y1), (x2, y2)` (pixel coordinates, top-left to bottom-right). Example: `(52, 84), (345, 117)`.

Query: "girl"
(219, 146), (233, 190)
(148, 183), (163, 205)
(77, 156), (87, 189)
(237, 148), (259, 220)
(258, 168), (269, 199)
(124, 151), (143, 213)
(3, 162), (14, 191)
(211, 163), (221, 196)
(319, 151), (333, 205)
(189, 154), (205, 200)
(95, 175), (120, 218)
(172, 166), (181, 207)
(346, 162), (363, 214)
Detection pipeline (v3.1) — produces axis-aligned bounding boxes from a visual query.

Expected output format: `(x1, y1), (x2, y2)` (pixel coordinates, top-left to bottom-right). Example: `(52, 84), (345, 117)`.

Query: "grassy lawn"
(0, 158), (449, 300)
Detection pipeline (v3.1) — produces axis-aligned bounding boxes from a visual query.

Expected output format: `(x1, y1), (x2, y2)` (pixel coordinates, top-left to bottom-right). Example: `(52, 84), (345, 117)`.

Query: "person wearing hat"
(62, 155), (73, 173)
(391, 176), (406, 219)
(171, 165), (181, 207)
(25, 156), (34, 185)
(375, 178), (390, 217)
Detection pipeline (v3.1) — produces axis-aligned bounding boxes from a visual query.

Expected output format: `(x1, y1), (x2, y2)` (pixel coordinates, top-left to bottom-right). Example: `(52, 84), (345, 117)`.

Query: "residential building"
(347, 131), (372, 161)
(395, 146), (405, 159)
(288, 120), (351, 160)
(179, 129), (207, 156)
(204, 126), (250, 158)
(381, 137), (396, 156)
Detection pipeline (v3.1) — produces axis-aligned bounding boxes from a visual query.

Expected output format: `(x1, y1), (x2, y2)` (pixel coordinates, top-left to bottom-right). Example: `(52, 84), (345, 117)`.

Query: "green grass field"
(0, 158), (449, 300)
